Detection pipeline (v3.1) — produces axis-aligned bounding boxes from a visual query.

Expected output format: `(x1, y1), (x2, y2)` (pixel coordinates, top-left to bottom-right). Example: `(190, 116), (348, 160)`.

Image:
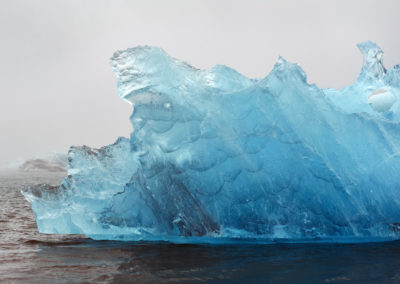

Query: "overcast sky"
(1, 0), (399, 167)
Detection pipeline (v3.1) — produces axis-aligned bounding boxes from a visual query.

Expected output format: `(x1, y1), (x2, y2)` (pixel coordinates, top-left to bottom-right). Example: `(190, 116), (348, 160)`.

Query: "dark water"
(1, 171), (400, 283)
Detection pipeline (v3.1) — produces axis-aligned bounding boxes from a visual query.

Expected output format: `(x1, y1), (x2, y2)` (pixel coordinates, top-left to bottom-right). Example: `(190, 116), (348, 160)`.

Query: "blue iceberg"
(23, 41), (400, 243)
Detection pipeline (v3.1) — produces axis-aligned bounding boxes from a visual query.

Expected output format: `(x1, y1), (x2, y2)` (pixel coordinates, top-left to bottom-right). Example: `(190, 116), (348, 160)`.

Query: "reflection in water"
(1, 171), (400, 283)
(29, 240), (400, 283)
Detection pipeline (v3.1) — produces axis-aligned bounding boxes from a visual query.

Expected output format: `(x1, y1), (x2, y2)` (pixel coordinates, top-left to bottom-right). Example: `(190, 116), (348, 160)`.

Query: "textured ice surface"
(23, 41), (400, 243)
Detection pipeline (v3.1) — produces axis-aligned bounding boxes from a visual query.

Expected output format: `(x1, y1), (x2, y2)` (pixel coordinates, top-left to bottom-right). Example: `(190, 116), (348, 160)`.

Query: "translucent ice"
(23, 42), (400, 243)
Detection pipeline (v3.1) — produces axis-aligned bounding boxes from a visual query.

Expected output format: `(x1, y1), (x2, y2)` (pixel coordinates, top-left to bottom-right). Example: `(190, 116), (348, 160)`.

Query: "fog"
(1, 0), (399, 167)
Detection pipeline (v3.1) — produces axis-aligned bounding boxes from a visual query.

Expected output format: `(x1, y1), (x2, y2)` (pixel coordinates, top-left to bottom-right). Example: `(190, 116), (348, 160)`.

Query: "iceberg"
(22, 41), (400, 243)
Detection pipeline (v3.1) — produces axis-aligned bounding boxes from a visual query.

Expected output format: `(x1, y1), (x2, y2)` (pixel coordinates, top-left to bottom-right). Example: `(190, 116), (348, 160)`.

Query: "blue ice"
(23, 41), (400, 243)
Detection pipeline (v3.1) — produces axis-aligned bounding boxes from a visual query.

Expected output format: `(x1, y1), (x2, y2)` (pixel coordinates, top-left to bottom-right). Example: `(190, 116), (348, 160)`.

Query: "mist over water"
(0, 171), (399, 283)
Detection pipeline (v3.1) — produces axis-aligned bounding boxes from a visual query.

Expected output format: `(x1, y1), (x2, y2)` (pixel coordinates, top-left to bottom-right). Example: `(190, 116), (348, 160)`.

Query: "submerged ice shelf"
(23, 41), (400, 243)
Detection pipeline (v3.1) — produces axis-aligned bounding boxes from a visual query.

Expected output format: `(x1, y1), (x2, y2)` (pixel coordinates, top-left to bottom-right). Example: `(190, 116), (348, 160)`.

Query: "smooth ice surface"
(23, 41), (400, 243)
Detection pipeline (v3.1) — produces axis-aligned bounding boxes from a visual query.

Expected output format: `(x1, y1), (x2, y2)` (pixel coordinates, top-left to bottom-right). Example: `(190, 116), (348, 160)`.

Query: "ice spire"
(357, 41), (386, 81)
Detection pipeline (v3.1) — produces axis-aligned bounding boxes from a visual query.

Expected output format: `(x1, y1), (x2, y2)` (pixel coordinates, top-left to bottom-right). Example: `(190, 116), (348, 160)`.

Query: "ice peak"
(262, 56), (308, 85)
(276, 56), (287, 65)
(357, 41), (386, 81)
(110, 46), (197, 102)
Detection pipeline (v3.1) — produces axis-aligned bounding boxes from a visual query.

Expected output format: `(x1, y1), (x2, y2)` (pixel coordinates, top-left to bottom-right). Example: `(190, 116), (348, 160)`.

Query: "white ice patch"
(368, 89), (396, 112)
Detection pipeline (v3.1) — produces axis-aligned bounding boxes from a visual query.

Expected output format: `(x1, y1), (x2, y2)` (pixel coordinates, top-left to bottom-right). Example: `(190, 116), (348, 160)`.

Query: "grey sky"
(1, 0), (399, 167)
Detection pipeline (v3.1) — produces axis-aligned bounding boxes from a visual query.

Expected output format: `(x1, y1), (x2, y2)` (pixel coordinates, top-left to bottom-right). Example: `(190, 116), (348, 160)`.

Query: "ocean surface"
(1, 171), (400, 283)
